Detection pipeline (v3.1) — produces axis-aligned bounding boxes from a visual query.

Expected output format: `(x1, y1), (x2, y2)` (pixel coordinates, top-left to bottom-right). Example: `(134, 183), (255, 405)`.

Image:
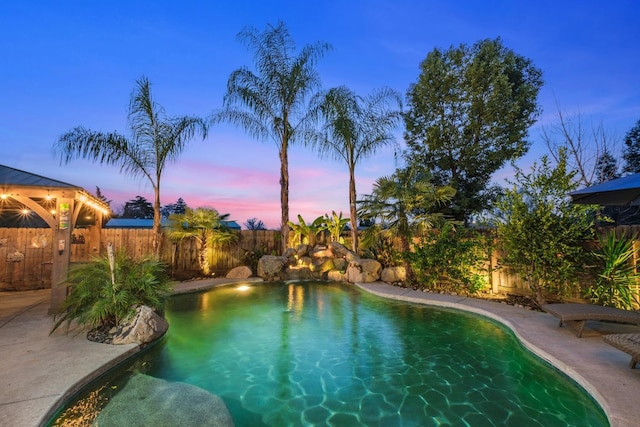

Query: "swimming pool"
(51, 281), (608, 426)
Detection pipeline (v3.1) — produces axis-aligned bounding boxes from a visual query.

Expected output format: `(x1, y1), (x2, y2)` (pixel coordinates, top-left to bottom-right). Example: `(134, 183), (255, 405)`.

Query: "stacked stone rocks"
(253, 241), (385, 284)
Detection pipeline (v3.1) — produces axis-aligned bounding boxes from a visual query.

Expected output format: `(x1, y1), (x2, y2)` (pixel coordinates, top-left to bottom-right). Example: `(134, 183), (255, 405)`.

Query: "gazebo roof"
(0, 164), (79, 190)
(0, 164), (110, 228)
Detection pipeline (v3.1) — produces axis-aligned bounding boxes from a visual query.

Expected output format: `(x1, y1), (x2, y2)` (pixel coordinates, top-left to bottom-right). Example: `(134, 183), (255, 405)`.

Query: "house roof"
(105, 218), (242, 230)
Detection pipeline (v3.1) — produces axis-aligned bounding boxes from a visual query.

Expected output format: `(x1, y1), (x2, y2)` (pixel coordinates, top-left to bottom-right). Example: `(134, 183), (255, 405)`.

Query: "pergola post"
(49, 197), (74, 314)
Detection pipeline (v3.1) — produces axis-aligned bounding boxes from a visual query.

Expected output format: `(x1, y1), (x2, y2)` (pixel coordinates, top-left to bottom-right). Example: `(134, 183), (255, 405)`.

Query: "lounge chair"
(541, 303), (640, 338)
(602, 333), (640, 368)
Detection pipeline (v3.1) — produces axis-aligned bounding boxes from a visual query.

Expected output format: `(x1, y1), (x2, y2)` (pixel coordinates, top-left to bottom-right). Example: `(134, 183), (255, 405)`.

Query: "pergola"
(0, 164), (110, 311)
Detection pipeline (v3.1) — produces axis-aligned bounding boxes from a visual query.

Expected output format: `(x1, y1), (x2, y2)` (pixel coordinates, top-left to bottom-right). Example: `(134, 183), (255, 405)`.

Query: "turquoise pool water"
(52, 281), (608, 426)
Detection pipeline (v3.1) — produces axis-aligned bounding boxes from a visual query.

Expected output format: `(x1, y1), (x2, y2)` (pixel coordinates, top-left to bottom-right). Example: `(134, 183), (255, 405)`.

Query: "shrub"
(406, 222), (488, 293)
(361, 228), (402, 268)
(493, 151), (594, 305)
(52, 250), (172, 333)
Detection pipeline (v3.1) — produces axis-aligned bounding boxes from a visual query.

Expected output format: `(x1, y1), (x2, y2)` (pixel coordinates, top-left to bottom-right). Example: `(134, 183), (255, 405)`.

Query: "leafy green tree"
(214, 21), (331, 254)
(308, 86), (402, 252)
(54, 77), (208, 258)
(167, 207), (238, 276)
(594, 150), (620, 183)
(52, 250), (172, 333)
(404, 38), (543, 223)
(622, 118), (640, 173)
(494, 150), (595, 306)
(122, 196), (154, 219)
(358, 167), (455, 285)
(94, 186), (112, 208)
(244, 217), (267, 230)
(161, 197), (188, 218)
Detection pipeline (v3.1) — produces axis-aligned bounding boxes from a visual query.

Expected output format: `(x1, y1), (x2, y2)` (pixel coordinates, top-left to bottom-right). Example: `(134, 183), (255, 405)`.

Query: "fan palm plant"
(167, 207), (238, 276)
(358, 167), (455, 285)
(54, 76), (209, 258)
(52, 250), (172, 333)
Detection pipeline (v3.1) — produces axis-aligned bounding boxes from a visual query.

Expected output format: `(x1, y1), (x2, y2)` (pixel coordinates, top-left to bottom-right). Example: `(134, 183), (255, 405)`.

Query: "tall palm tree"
(167, 207), (238, 276)
(358, 167), (455, 285)
(308, 86), (402, 252)
(214, 21), (331, 254)
(54, 77), (208, 258)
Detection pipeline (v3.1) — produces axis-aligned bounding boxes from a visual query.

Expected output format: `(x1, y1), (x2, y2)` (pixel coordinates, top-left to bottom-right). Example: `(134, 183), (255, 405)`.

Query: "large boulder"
(95, 374), (234, 427)
(284, 266), (314, 281)
(327, 270), (346, 282)
(328, 241), (352, 258)
(295, 244), (310, 257)
(346, 259), (382, 283)
(314, 258), (335, 274)
(112, 306), (168, 346)
(333, 258), (347, 272)
(283, 247), (297, 258)
(381, 266), (406, 284)
(226, 266), (253, 279)
(310, 245), (333, 259)
(257, 255), (288, 281)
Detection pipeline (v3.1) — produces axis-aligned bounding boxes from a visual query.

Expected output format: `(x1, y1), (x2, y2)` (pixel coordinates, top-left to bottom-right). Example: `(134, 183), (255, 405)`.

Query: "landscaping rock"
(95, 373), (234, 427)
(283, 248), (297, 258)
(310, 245), (333, 259)
(257, 255), (287, 281)
(225, 266), (253, 279)
(315, 259), (335, 274)
(284, 266), (314, 280)
(346, 259), (381, 283)
(333, 258), (347, 271)
(381, 266), (406, 283)
(112, 305), (168, 346)
(295, 244), (310, 257)
(328, 241), (351, 257)
(327, 270), (346, 281)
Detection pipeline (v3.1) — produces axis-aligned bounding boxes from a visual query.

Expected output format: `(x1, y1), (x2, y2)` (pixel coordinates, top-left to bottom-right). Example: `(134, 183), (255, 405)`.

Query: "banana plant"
(324, 211), (350, 243)
(288, 214), (326, 247)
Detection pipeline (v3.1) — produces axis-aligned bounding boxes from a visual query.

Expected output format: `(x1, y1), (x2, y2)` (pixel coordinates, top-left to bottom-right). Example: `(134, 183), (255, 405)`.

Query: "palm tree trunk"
(349, 167), (358, 253)
(280, 139), (289, 254)
(152, 183), (162, 259)
(400, 235), (417, 288)
(199, 231), (210, 276)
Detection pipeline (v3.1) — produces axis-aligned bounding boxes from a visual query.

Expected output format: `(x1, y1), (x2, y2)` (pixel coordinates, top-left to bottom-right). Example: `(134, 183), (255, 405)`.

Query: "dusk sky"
(2, 1), (639, 229)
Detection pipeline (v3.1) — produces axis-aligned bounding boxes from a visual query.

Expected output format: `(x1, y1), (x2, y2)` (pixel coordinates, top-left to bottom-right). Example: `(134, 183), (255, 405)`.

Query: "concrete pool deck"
(1, 279), (639, 426)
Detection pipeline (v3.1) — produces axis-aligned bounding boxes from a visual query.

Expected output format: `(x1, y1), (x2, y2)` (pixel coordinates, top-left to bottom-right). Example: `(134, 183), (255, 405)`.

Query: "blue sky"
(1, 1), (639, 229)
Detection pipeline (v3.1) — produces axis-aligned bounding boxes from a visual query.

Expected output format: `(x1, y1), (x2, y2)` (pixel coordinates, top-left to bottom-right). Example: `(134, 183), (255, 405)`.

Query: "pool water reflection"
(52, 281), (608, 426)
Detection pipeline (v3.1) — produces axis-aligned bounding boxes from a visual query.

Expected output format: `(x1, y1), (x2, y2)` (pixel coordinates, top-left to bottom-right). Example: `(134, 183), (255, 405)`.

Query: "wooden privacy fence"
(2, 224), (640, 293)
(0, 226), (528, 292)
(81, 228), (283, 278)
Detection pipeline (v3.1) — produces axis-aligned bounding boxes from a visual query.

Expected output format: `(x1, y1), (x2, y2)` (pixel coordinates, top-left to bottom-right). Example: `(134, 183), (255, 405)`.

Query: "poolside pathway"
(1, 280), (639, 426)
